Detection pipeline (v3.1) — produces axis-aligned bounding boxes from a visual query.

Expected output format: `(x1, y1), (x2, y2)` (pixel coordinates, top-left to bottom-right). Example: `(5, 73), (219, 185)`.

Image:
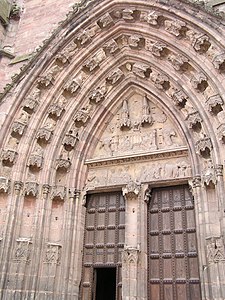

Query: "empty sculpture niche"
(49, 198), (64, 242)
(20, 196), (36, 237)
(192, 121), (202, 133)
(200, 147), (211, 159)
(94, 267), (117, 300)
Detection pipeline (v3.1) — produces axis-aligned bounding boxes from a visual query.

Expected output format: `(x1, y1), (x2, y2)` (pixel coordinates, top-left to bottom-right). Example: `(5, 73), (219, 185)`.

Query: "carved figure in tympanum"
(93, 93), (184, 159)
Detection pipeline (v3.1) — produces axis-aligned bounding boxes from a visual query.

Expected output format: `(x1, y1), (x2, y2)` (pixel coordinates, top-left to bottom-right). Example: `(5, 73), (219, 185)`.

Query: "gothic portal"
(0, 0), (225, 299)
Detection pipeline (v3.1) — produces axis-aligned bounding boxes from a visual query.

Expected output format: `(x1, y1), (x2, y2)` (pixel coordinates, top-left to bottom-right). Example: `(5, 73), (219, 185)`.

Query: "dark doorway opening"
(94, 267), (116, 300)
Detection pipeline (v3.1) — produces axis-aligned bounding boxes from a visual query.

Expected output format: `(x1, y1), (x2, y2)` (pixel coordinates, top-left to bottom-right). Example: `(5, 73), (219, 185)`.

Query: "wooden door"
(80, 192), (125, 300)
(148, 185), (201, 300)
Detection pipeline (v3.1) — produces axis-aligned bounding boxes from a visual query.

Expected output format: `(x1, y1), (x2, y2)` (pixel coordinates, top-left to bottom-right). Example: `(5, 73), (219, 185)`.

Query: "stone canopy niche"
(93, 93), (185, 159)
(86, 93), (191, 190)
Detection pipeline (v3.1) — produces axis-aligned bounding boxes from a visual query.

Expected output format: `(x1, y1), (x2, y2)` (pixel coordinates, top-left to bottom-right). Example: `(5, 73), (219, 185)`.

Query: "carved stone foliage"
(213, 53), (225, 72)
(14, 238), (32, 263)
(145, 40), (167, 57)
(191, 73), (208, 92)
(93, 93), (184, 159)
(206, 95), (223, 114)
(201, 160), (217, 188)
(171, 90), (188, 108)
(164, 19), (186, 37)
(132, 63), (151, 78)
(36, 119), (56, 143)
(0, 177), (10, 193)
(192, 34), (211, 53)
(89, 85), (107, 103)
(84, 48), (106, 71)
(85, 158), (191, 190)
(24, 181), (39, 197)
(150, 71), (170, 90)
(51, 186), (66, 200)
(207, 237), (225, 264)
(44, 243), (62, 265)
(140, 11), (160, 26)
(11, 111), (30, 136)
(23, 87), (41, 113)
(195, 137), (212, 158)
(37, 65), (62, 87)
(56, 42), (78, 64)
(185, 111), (202, 130)
(1, 149), (17, 165)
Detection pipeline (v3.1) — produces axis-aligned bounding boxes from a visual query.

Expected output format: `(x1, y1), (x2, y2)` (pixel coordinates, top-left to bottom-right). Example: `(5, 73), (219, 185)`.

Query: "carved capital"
(51, 186), (66, 200)
(122, 181), (141, 199)
(68, 188), (80, 200)
(0, 177), (10, 193)
(1, 149), (18, 165)
(28, 154), (43, 169)
(189, 176), (201, 190)
(42, 184), (51, 195)
(24, 182), (39, 197)
(14, 181), (23, 194)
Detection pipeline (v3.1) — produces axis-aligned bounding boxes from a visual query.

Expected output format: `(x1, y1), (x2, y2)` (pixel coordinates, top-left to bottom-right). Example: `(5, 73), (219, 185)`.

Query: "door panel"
(80, 192), (125, 300)
(148, 185), (201, 300)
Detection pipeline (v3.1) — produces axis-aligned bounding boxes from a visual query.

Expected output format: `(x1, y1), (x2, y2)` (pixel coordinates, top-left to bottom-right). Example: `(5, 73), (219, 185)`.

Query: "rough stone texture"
(0, 0), (225, 299)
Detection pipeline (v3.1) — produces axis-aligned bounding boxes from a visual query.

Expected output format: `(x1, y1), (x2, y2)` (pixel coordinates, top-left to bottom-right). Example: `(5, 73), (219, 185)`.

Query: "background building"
(0, 0), (225, 299)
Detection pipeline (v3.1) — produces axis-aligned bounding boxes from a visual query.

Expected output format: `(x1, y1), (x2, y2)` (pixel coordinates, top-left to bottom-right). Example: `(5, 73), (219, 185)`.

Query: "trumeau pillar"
(122, 181), (146, 300)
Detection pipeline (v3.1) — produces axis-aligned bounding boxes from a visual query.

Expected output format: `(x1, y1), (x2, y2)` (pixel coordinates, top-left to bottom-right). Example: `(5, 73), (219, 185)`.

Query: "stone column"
(122, 181), (141, 300)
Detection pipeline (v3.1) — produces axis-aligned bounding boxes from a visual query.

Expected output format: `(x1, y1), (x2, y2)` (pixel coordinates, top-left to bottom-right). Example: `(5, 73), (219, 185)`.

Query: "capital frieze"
(122, 181), (141, 199)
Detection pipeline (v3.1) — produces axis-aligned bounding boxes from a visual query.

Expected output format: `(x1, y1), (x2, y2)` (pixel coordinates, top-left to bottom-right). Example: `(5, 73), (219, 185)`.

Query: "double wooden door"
(148, 185), (201, 300)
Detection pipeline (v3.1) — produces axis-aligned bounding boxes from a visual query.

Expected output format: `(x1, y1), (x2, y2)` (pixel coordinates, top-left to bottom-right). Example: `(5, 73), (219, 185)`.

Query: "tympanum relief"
(93, 93), (185, 159)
